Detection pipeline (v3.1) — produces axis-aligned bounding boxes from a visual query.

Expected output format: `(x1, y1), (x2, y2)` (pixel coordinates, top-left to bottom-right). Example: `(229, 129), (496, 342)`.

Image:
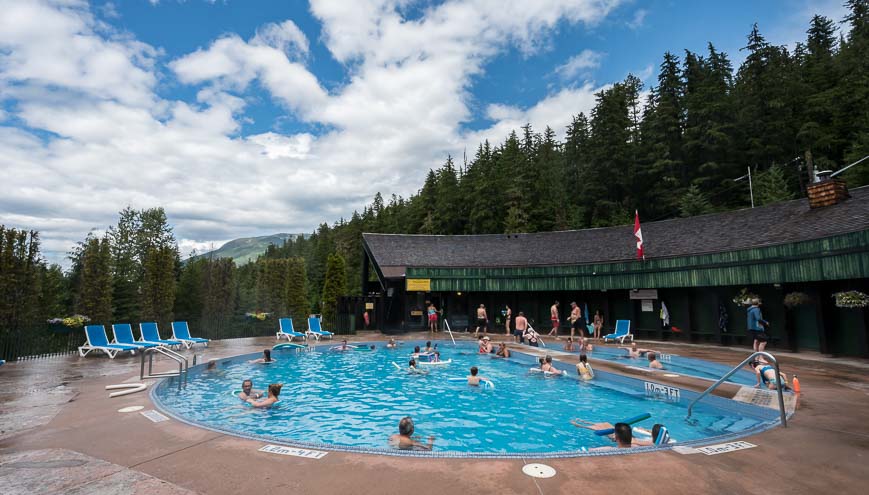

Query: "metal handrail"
(443, 318), (457, 346)
(140, 346), (188, 380)
(686, 351), (787, 427)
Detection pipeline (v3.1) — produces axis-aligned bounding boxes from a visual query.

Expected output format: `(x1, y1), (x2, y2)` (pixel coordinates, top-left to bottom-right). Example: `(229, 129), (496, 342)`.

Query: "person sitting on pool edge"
(496, 342), (510, 358)
(749, 359), (789, 390)
(238, 379), (263, 400)
(389, 416), (434, 451)
(541, 355), (563, 375)
(467, 366), (487, 386)
(648, 352), (664, 369)
(576, 354), (594, 380)
(249, 349), (275, 364)
(247, 383), (282, 408)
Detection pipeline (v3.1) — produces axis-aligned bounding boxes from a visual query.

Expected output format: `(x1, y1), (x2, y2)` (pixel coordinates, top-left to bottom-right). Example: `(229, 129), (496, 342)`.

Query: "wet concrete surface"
(1, 333), (868, 494)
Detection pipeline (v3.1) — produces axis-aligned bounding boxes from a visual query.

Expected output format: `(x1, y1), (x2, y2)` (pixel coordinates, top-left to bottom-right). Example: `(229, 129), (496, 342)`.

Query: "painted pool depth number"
(259, 444), (328, 459)
(644, 381), (680, 401)
(696, 441), (756, 455)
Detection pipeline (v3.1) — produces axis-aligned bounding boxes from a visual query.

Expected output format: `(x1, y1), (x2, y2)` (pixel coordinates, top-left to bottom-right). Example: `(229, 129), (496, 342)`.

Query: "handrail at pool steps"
(140, 345), (188, 382)
(442, 316), (457, 346)
(686, 351), (787, 427)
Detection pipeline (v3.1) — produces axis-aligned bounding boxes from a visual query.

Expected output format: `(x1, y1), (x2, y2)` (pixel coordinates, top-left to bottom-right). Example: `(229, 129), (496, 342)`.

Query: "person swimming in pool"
(387, 338), (397, 349)
(572, 419), (660, 448)
(408, 358), (428, 374)
(238, 379), (263, 400)
(413, 345), (421, 354)
(621, 342), (656, 358)
(648, 352), (664, 369)
(389, 416), (434, 451)
(750, 359), (789, 390)
(247, 383), (281, 408)
(249, 349), (275, 364)
(479, 336), (493, 354)
(431, 351), (441, 363)
(541, 355), (563, 375)
(496, 342), (510, 358)
(576, 354), (594, 380)
(424, 341), (434, 353)
(563, 337), (576, 352)
(578, 337), (594, 353)
(467, 366), (487, 386)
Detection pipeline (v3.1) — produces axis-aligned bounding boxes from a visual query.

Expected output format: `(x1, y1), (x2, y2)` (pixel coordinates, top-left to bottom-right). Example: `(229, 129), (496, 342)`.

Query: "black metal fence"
(0, 312), (357, 362)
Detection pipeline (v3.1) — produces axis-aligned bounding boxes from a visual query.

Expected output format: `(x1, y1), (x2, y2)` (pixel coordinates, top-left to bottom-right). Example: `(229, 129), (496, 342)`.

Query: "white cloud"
(626, 9), (647, 30)
(0, 0), (626, 267)
(554, 49), (604, 80)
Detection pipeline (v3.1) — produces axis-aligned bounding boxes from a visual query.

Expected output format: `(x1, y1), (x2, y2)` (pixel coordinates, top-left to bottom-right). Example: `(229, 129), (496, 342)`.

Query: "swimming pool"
(152, 341), (781, 457)
(576, 346), (758, 385)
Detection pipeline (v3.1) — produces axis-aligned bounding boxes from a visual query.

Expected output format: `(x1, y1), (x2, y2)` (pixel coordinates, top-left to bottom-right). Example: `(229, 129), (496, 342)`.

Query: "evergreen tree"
(0, 226), (43, 331)
(108, 207), (141, 322)
(140, 245), (176, 326)
(320, 253), (347, 326)
(286, 257), (309, 319)
(679, 185), (714, 217)
(755, 165), (796, 205)
(77, 236), (113, 324)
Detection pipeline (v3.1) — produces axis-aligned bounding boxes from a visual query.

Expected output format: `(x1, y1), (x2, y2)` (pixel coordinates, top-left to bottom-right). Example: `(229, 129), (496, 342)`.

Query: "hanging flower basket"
(47, 315), (90, 332)
(832, 291), (869, 309)
(731, 288), (759, 306)
(245, 312), (270, 321)
(783, 292), (812, 308)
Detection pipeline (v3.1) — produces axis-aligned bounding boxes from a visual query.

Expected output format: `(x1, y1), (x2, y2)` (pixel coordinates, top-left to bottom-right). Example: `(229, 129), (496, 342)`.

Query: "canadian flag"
(634, 210), (644, 260)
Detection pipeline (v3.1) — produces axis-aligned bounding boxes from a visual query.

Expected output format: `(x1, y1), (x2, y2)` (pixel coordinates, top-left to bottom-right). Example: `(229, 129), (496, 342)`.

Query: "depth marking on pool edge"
(695, 441), (756, 455)
(259, 444), (328, 459)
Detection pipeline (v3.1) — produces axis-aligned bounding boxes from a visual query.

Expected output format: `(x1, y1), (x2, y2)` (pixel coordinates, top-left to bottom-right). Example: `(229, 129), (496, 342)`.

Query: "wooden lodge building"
(360, 183), (869, 357)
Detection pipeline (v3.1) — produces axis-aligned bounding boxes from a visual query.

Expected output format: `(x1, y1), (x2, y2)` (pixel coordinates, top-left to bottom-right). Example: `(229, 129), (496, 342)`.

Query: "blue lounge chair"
(171, 321), (210, 349)
(277, 318), (306, 342)
(139, 322), (183, 348)
(112, 323), (159, 350)
(79, 325), (141, 358)
(307, 316), (334, 340)
(603, 320), (634, 344)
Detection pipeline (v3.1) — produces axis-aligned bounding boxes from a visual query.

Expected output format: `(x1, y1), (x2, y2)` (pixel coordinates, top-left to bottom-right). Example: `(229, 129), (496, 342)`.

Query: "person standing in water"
(247, 383), (282, 408)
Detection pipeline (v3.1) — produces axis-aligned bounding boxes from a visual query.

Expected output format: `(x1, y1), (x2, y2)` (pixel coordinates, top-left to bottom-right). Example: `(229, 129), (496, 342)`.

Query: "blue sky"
(0, 0), (849, 265)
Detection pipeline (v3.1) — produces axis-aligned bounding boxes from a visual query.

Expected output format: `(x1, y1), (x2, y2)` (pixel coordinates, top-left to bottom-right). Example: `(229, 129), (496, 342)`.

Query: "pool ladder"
(686, 351), (787, 428)
(140, 346), (189, 383)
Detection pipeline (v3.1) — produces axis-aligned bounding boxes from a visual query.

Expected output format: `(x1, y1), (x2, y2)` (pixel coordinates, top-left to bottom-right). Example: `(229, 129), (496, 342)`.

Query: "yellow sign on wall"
(406, 278), (431, 292)
(365, 302), (374, 310)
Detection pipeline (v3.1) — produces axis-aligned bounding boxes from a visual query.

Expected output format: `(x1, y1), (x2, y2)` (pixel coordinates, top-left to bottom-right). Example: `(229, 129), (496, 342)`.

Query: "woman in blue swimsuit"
(750, 360), (788, 390)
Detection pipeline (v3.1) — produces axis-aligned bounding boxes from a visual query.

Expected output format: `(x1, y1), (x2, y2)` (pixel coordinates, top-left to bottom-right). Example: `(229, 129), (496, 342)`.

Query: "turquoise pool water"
(576, 346), (758, 385)
(152, 341), (779, 457)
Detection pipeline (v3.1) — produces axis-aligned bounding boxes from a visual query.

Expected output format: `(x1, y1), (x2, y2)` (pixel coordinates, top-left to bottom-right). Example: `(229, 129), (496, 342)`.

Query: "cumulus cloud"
(554, 49), (604, 80)
(626, 9), (647, 30)
(0, 0), (625, 266)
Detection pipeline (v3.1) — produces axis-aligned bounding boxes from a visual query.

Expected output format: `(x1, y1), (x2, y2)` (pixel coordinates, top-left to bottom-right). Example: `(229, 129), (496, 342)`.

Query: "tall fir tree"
(320, 253), (347, 327)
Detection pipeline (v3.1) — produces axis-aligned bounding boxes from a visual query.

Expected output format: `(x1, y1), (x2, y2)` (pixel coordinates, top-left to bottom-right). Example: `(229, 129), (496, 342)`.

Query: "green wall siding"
(406, 231), (869, 292)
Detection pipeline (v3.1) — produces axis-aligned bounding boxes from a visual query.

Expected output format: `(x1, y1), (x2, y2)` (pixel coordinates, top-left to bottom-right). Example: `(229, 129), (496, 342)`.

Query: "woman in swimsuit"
(504, 305), (512, 336)
(593, 310), (603, 339)
(427, 303), (438, 333)
(750, 360), (788, 390)
(541, 355), (563, 375)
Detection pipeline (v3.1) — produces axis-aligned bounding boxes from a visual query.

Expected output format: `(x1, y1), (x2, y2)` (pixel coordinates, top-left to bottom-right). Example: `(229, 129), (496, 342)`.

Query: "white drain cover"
(664, 373), (680, 378)
(522, 463), (556, 478)
(118, 405), (144, 413)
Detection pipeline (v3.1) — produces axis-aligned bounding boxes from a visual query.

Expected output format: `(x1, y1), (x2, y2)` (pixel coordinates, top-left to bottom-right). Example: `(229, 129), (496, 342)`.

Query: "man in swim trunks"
(568, 302), (584, 339)
(238, 379), (263, 400)
(474, 304), (488, 335)
(389, 416), (434, 451)
(514, 311), (528, 344)
(547, 301), (560, 337)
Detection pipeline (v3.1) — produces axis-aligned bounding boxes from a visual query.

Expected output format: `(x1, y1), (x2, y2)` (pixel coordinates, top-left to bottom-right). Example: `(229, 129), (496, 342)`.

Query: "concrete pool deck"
(1, 333), (868, 494)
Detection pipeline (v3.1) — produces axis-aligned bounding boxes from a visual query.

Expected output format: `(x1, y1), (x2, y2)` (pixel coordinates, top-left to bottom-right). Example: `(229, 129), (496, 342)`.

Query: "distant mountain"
(191, 233), (307, 265)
